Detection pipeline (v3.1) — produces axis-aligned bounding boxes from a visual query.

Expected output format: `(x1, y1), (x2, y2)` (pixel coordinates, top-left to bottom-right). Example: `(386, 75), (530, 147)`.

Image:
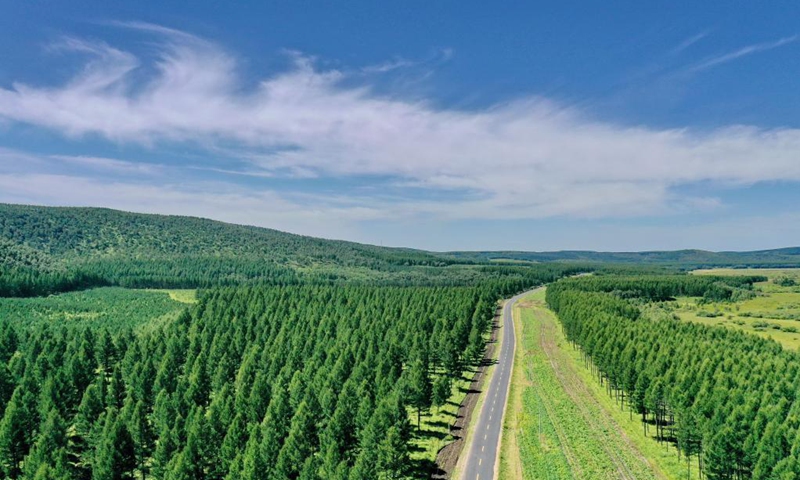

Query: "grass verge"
(501, 288), (683, 480)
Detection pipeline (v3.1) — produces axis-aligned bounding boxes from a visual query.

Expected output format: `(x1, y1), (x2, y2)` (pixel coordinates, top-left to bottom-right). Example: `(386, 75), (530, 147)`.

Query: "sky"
(0, 0), (799, 252)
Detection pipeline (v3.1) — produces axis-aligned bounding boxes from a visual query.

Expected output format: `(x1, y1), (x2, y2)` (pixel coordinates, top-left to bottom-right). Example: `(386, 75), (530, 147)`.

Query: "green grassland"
(500, 289), (674, 480)
(660, 268), (800, 349)
(0, 287), (190, 331)
(147, 288), (198, 304)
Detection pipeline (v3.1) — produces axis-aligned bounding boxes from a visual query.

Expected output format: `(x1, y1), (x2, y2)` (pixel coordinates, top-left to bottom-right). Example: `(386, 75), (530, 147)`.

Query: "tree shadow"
(427, 419), (453, 430)
(410, 458), (442, 479)
(416, 428), (448, 440)
(478, 357), (498, 367)
(408, 443), (426, 453)
(458, 386), (482, 394)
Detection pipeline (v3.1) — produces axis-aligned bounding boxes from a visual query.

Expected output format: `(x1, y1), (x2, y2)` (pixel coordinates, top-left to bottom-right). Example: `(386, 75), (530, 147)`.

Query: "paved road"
(461, 290), (530, 480)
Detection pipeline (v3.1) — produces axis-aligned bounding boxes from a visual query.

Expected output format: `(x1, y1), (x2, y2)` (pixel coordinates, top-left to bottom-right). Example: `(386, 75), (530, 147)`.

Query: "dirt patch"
(432, 308), (502, 479)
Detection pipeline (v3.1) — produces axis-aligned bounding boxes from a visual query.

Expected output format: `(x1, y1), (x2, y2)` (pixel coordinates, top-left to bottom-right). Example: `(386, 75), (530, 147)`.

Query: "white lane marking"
(479, 458), (482, 466)
(482, 445), (485, 452)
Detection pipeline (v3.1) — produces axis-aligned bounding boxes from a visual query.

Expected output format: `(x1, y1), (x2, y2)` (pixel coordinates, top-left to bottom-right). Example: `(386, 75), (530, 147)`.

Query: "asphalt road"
(461, 290), (529, 480)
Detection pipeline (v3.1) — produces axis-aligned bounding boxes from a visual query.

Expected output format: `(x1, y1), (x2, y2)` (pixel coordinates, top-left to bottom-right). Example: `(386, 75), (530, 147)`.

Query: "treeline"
(0, 276), (555, 480)
(546, 274), (800, 479)
(0, 261), (573, 298)
(1, 241), (588, 298)
(0, 266), (108, 298)
(77, 257), (302, 290)
(550, 274), (765, 301)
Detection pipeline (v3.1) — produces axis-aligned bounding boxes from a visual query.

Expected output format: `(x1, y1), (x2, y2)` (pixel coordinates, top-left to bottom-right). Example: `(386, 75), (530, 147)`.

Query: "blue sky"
(1, 1), (799, 251)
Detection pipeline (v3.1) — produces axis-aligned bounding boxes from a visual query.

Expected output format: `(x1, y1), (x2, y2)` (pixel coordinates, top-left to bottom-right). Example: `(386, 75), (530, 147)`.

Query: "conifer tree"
(407, 359), (432, 430)
(432, 375), (451, 413)
(92, 410), (137, 480)
(0, 388), (32, 479)
(274, 400), (317, 479)
(376, 425), (409, 480)
(22, 409), (70, 480)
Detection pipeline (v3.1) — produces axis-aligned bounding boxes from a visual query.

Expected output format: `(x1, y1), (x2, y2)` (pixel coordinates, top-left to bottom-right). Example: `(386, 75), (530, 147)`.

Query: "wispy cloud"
(669, 31), (709, 55)
(361, 48), (453, 74)
(361, 58), (417, 74)
(185, 166), (275, 178)
(683, 35), (797, 73)
(50, 155), (163, 175)
(0, 24), (799, 224)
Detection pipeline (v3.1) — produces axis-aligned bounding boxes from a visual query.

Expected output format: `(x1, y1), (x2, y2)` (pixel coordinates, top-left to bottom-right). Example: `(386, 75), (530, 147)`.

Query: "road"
(460, 290), (529, 480)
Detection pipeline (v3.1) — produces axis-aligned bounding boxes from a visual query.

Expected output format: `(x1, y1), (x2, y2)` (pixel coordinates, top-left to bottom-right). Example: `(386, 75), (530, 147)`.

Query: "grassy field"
(148, 288), (198, 303)
(0, 287), (190, 331)
(663, 268), (800, 349)
(500, 289), (683, 480)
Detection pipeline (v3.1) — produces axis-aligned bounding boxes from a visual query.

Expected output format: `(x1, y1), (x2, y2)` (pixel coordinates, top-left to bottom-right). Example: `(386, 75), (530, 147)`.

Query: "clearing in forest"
(500, 289), (680, 480)
(663, 268), (800, 349)
(0, 287), (189, 331)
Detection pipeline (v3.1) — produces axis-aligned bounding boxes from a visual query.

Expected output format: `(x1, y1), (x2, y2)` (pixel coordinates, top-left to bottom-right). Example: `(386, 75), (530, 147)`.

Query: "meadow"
(661, 268), (800, 349)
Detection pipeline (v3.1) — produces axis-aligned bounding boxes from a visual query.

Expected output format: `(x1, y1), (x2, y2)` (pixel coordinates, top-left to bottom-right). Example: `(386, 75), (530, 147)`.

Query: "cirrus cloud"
(1, 23), (799, 223)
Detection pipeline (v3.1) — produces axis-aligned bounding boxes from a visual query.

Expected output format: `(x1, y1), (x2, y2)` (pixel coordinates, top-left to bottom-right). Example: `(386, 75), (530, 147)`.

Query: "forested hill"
(0, 204), (451, 269)
(0, 204), (481, 296)
(447, 247), (800, 268)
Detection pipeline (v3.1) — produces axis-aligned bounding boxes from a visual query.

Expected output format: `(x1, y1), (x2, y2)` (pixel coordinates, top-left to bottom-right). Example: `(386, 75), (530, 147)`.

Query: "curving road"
(461, 290), (530, 480)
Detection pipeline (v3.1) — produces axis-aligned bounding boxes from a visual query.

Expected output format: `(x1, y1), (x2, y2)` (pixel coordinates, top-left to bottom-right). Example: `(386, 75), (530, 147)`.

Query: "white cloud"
(0, 24), (799, 223)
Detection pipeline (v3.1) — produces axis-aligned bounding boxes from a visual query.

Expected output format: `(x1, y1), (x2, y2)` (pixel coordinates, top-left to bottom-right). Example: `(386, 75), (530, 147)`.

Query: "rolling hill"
(1, 203), (799, 296)
(0, 203), (475, 295)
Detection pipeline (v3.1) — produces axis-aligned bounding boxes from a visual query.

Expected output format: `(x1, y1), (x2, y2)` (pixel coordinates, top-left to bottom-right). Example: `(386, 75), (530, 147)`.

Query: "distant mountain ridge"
(445, 247), (800, 268)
